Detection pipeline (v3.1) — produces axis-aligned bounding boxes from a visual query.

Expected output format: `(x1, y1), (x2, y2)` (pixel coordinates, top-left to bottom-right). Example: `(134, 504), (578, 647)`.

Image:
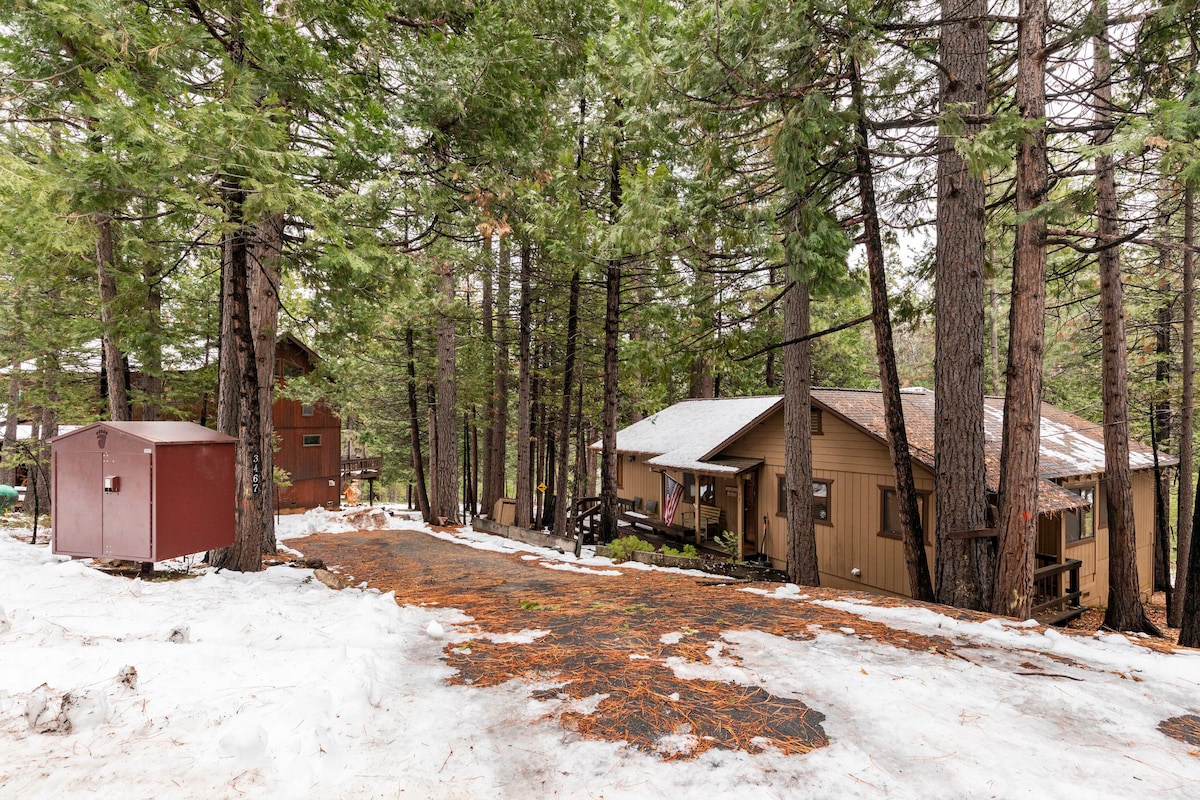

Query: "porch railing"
(1032, 552), (1084, 625)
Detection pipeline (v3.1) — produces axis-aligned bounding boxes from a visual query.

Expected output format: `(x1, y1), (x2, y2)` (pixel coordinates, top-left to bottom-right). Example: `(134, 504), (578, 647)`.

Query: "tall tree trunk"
(433, 261), (459, 524)
(553, 269), (581, 538)
(141, 236), (164, 422)
(1182, 476), (1200, 646)
(96, 215), (131, 421)
(481, 240), (497, 515)
(485, 240), (511, 513)
(2, 353), (20, 486)
(933, 0), (993, 610)
(405, 327), (431, 521)
(1173, 184), (1196, 629)
(210, 176), (265, 572)
(993, 0), (1048, 618)
(784, 279), (819, 585)
(851, 61), (934, 602)
(250, 212), (282, 553)
(1093, 4), (1157, 634)
(515, 243), (534, 529)
(599, 121), (623, 544)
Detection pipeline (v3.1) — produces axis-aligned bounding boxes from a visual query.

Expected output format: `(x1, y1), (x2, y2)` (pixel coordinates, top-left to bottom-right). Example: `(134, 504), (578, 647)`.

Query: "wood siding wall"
(615, 404), (1156, 608)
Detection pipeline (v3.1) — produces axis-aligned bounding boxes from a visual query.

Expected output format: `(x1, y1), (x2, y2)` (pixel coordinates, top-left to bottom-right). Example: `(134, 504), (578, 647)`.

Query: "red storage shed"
(52, 421), (236, 562)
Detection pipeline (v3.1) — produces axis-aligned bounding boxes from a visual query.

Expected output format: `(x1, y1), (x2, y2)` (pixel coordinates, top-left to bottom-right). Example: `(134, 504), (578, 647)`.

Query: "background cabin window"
(777, 474), (832, 523)
(302, 434), (322, 447)
(880, 489), (928, 543)
(1066, 485), (1096, 543)
(301, 403), (315, 417)
(811, 409), (823, 435)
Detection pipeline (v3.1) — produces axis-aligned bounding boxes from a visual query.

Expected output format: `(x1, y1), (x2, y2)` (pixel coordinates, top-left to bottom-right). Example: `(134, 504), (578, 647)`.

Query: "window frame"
(302, 434), (322, 447)
(879, 486), (929, 544)
(776, 474), (833, 525)
(1065, 483), (1097, 545)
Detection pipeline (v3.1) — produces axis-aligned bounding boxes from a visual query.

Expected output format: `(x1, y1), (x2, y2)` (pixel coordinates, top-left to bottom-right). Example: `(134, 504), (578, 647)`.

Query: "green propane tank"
(0, 484), (17, 512)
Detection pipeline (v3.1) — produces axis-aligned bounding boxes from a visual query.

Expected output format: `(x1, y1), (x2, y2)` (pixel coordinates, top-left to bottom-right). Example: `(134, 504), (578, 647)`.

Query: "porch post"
(737, 474), (745, 561)
(692, 471), (701, 545)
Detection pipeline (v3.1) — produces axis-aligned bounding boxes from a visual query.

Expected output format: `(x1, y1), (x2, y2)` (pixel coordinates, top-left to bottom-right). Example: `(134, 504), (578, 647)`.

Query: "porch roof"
(647, 454), (764, 476)
(607, 395), (782, 466)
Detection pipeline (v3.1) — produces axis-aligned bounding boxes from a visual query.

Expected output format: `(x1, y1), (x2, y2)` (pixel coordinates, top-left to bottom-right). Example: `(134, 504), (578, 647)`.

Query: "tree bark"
(933, 0), (993, 610)
(481, 239), (497, 514)
(485, 240), (511, 514)
(1172, 184), (1195, 628)
(1182, 478), (1200, 646)
(96, 214), (131, 421)
(993, 0), (1048, 619)
(1094, 3), (1157, 634)
(599, 122), (623, 544)
(2, 353), (20, 486)
(851, 61), (934, 601)
(515, 243), (534, 529)
(405, 327), (431, 521)
(784, 279), (819, 585)
(552, 269), (581, 538)
(432, 260), (460, 524)
(250, 212), (282, 553)
(210, 176), (265, 572)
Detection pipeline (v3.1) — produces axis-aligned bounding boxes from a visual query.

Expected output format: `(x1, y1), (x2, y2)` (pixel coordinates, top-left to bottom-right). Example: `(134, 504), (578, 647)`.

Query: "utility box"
(52, 421), (237, 562)
(493, 498), (517, 526)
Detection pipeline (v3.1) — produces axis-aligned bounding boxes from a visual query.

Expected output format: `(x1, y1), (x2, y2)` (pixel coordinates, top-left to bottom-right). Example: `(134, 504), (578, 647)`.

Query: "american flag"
(663, 473), (684, 523)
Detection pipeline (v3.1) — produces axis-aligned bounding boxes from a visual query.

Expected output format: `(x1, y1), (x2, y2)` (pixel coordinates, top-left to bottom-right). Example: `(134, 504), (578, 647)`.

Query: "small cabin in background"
(273, 334), (341, 513)
(607, 388), (1169, 619)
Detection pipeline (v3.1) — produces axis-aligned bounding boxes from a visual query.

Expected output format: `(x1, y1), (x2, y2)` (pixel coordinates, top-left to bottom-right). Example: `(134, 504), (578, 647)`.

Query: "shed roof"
(51, 421), (235, 445)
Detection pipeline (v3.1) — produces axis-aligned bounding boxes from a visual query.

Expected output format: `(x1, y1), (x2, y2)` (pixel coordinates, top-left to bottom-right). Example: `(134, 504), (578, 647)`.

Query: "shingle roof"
(609, 389), (1173, 515)
(811, 387), (1173, 513)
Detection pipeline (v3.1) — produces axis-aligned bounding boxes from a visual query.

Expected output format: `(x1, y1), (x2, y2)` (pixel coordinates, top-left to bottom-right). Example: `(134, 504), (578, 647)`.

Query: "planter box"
(594, 544), (788, 582)
(473, 517), (576, 552)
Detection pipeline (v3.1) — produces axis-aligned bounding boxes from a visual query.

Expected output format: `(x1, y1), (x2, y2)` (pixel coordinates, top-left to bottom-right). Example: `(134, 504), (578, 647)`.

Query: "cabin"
(607, 388), (1169, 617)
(273, 334), (342, 512)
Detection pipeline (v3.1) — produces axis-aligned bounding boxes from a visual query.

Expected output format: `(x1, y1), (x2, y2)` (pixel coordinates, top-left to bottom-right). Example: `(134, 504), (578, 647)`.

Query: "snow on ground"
(2, 509), (1200, 799)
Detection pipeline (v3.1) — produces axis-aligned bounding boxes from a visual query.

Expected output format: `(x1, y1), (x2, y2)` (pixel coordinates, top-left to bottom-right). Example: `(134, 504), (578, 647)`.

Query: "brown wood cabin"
(272, 334), (341, 512)
(607, 388), (1171, 619)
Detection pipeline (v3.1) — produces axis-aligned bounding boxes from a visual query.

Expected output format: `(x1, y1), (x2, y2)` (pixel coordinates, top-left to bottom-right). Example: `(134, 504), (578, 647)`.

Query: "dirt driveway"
(289, 527), (995, 759)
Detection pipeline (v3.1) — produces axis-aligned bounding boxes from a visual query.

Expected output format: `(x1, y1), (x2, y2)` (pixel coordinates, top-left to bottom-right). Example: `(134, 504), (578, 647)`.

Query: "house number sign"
(251, 452), (261, 494)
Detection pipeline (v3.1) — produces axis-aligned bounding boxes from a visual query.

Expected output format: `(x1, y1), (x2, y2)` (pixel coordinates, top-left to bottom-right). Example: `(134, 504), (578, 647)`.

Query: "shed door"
(54, 452), (105, 556)
(102, 451), (153, 559)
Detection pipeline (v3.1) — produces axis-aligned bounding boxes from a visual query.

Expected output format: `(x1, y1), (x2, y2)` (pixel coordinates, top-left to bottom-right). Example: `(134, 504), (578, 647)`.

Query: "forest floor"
(291, 526), (1190, 758)
(1067, 591), (1178, 645)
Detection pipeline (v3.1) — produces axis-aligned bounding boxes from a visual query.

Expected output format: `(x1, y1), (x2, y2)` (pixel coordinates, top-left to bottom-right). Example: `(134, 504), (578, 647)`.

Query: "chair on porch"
(632, 496), (644, 512)
(644, 499), (659, 517)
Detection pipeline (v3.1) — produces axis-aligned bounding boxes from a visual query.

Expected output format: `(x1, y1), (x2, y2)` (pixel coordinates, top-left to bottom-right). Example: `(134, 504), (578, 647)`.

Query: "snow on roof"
(51, 421), (234, 445)
(606, 396), (782, 474)
(610, 390), (1170, 514)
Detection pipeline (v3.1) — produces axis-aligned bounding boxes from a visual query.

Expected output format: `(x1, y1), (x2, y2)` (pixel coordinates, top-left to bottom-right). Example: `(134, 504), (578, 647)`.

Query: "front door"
(743, 470), (759, 551)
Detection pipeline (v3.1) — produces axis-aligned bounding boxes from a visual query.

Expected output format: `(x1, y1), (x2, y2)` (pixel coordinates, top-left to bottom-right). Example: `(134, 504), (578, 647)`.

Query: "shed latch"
(104, 475), (120, 493)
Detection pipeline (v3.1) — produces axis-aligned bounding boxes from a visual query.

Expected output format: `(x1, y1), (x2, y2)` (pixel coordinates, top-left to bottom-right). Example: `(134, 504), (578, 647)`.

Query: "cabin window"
(811, 409), (823, 435)
(776, 474), (832, 524)
(302, 434), (322, 447)
(1066, 485), (1096, 543)
(301, 403), (315, 417)
(684, 473), (715, 504)
(880, 488), (928, 544)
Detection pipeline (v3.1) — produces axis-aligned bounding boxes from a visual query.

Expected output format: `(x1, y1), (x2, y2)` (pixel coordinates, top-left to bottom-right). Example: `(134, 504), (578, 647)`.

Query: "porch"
(1033, 553), (1084, 625)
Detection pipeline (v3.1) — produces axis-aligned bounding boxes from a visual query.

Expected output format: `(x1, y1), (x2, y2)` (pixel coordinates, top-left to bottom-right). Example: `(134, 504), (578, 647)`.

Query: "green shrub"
(609, 535), (655, 562)
(714, 530), (740, 558)
(660, 544), (699, 559)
